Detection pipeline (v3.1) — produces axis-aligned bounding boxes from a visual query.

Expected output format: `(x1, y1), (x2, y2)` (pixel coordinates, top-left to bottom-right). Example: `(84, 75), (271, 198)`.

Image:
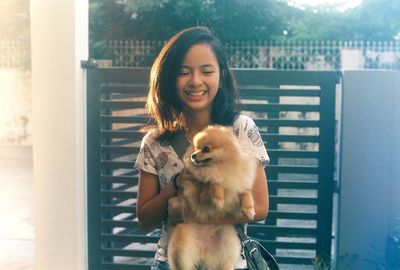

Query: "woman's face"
(176, 43), (220, 115)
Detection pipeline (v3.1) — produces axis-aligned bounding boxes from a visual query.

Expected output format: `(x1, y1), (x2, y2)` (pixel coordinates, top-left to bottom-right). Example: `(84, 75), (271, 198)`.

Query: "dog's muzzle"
(191, 153), (212, 165)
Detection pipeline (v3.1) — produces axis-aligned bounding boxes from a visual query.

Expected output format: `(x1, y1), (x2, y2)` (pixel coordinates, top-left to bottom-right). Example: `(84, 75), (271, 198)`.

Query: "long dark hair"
(146, 26), (240, 140)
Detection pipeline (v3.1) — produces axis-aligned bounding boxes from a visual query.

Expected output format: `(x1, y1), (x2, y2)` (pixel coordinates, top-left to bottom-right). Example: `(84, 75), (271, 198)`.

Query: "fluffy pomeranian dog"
(168, 125), (258, 270)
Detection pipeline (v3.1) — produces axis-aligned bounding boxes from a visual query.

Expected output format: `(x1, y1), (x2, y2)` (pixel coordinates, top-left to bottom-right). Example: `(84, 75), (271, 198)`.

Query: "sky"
(287, 0), (362, 12)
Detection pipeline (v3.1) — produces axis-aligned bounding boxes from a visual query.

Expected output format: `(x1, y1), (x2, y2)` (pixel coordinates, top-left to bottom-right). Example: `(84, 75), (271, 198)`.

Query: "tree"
(122, 0), (290, 41)
(284, 0), (400, 41)
(89, 0), (294, 58)
(89, 0), (400, 58)
(345, 0), (400, 40)
(89, 0), (131, 58)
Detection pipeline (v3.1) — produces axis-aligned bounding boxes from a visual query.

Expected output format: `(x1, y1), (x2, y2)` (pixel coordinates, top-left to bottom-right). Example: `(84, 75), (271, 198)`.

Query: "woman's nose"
(189, 71), (202, 86)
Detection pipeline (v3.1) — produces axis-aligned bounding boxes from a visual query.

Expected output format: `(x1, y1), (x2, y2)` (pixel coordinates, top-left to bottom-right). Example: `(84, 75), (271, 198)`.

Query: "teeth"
(186, 91), (206, 96)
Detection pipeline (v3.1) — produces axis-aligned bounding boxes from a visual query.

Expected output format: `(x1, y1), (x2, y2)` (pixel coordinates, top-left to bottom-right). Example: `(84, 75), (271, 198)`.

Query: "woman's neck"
(184, 110), (211, 138)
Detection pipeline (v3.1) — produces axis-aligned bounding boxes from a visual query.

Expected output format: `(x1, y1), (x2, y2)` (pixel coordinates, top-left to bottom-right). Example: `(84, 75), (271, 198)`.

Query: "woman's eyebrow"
(200, 64), (216, 68)
(180, 64), (216, 69)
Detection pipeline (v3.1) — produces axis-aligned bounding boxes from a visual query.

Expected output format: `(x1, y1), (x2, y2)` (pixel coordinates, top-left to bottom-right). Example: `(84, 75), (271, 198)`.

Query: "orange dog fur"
(168, 125), (258, 270)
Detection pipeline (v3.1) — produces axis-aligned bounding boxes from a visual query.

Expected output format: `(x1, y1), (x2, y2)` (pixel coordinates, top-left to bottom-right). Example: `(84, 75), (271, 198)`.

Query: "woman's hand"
(168, 169), (196, 225)
(173, 168), (191, 190)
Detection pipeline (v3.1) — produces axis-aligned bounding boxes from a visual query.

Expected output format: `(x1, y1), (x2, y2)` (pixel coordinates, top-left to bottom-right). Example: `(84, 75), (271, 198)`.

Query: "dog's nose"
(191, 153), (197, 160)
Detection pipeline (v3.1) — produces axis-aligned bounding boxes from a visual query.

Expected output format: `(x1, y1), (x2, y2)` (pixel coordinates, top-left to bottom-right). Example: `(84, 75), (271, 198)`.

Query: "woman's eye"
(203, 70), (214, 75)
(202, 146), (210, 153)
(178, 68), (190, 76)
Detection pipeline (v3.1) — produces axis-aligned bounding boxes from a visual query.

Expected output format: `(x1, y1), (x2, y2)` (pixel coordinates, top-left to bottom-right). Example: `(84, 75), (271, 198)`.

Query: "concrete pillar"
(31, 0), (88, 269)
(337, 70), (400, 269)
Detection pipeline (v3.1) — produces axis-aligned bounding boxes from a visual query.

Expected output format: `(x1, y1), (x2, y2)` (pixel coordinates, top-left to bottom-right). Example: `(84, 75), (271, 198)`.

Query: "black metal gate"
(86, 66), (339, 269)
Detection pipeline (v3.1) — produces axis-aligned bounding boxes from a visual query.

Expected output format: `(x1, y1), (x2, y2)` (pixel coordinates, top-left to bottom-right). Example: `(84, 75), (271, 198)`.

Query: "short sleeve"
(134, 131), (158, 175)
(234, 114), (270, 167)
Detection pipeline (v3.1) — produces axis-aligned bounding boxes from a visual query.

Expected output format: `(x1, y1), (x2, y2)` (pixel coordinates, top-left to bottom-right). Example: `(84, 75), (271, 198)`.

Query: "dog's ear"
(216, 125), (232, 135)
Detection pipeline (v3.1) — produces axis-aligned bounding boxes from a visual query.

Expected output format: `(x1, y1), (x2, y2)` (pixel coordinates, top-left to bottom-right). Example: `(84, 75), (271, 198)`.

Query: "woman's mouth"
(184, 90), (207, 97)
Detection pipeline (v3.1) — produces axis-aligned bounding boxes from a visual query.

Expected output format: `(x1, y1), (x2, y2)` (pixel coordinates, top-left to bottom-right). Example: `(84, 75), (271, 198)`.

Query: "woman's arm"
(136, 169), (178, 231)
(252, 165), (269, 221)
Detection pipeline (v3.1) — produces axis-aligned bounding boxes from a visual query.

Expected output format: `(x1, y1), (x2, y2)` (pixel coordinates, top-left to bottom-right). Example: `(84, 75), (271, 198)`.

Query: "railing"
(3, 39), (398, 70)
(108, 40), (400, 70)
(86, 66), (339, 269)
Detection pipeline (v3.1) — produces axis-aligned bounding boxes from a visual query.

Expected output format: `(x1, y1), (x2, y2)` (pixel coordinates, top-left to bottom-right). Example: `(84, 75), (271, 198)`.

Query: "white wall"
(340, 49), (364, 69)
(31, 0), (88, 269)
(337, 70), (400, 269)
(0, 68), (32, 145)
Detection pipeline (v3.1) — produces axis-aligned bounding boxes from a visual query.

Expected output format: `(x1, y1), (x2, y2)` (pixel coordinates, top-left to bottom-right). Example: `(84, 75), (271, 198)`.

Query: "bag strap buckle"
(249, 247), (258, 257)
(242, 237), (252, 246)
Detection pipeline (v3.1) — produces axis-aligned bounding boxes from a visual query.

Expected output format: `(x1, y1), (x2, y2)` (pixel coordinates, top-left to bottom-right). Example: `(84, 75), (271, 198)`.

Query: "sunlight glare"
(288, 0), (362, 11)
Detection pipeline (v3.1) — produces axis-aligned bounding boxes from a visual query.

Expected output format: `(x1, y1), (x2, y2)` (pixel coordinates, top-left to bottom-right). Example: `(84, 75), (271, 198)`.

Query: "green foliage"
(121, 0), (290, 41)
(365, 244), (400, 270)
(284, 0), (400, 41)
(345, 0), (400, 40)
(312, 253), (360, 270)
(89, 0), (400, 58)
(312, 256), (332, 270)
(89, 0), (130, 58)
(89, 0), (293, 57)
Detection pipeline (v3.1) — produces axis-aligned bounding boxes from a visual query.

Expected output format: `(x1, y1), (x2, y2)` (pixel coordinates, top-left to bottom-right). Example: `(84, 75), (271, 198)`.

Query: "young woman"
(135, 26), (270, 270)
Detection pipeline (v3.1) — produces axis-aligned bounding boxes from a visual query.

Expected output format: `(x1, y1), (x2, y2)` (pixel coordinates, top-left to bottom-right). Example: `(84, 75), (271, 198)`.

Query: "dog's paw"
(242, 207), (255, 220)
(213, 197), (224, 209)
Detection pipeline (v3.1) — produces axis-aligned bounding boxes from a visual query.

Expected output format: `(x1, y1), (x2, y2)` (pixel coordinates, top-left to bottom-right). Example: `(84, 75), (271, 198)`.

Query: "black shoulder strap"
(234, 223), (248, 242)
(235, 224), (280, 270)
(169, 131), (190, 160)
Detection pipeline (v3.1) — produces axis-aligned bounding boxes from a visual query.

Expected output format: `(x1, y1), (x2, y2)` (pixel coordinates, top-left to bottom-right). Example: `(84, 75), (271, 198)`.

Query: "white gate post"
(31, 0), (88, 269)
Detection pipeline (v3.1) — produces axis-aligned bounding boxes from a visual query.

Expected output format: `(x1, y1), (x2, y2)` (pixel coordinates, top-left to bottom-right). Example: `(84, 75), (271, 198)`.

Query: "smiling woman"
(176, 44), (220, 119)
(135, 26), (270, 270)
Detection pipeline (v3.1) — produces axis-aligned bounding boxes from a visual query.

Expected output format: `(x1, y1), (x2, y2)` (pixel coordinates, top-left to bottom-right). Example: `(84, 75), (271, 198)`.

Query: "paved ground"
(0, 145), (34, 270)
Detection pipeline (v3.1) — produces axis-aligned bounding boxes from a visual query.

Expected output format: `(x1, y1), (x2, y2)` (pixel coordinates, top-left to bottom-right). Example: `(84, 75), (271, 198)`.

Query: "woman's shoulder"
(138, 129), (171, 161)
(141, 128), (166, 146)
(233, 114), (256, 130)
(142, 128), (158, 141)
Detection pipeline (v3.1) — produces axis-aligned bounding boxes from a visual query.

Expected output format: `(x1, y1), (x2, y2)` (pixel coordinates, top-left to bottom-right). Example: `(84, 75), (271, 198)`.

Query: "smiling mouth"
(185, 90), (207, 97)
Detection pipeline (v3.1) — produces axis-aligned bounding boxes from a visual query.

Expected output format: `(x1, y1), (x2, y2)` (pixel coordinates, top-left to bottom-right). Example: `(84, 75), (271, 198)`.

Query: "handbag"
(235, 224), (279, 270)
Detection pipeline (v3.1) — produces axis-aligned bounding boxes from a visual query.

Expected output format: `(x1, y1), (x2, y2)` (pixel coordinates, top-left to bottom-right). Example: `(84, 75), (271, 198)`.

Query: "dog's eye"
(202, 146), (210, 153)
